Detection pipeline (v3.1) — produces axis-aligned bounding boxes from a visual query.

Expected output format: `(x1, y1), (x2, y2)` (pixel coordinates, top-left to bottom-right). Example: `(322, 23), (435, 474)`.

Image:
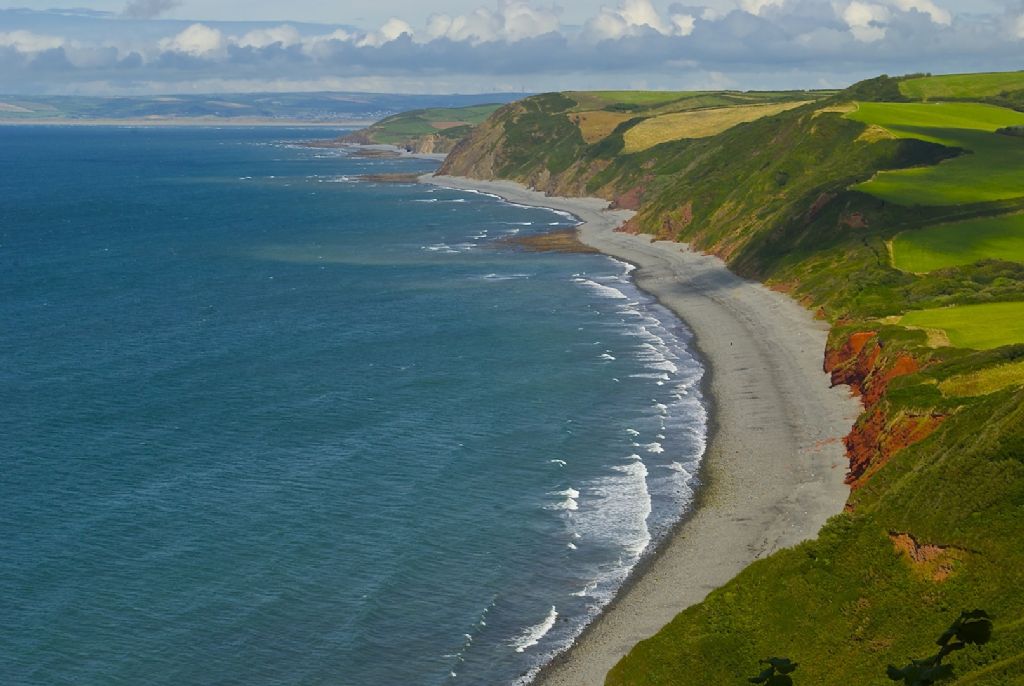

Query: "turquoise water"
(0, 127), (706, 685)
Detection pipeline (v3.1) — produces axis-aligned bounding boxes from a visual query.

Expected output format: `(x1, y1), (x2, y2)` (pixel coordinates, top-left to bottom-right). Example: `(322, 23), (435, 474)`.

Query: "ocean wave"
(476, 273), (531, 281)
(573, 278), (629, 300)
(512, 607), (558, 653)
(422, 243), (460, 254)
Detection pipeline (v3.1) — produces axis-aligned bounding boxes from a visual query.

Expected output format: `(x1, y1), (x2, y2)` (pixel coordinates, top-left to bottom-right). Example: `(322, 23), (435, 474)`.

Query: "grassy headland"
(340, 103), (504, 155)
(436, 71), (1024, 684)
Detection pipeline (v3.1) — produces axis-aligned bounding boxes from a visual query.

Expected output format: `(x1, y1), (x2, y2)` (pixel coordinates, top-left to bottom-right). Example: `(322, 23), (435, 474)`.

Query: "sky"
(1, 0), (1022, 95)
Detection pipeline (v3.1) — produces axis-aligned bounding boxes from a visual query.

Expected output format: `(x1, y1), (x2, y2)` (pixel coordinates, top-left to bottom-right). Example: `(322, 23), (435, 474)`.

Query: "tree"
(748, 657), (799, 686)
(887, 610), (993, 686)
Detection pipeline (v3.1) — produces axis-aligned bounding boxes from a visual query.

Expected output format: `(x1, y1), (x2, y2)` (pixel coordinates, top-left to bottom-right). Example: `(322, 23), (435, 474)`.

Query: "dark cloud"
(123, 0), (182, 20)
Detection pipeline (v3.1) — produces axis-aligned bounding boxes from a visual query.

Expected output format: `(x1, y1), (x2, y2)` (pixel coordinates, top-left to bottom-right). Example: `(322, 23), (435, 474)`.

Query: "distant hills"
(0, 92), (524, 126)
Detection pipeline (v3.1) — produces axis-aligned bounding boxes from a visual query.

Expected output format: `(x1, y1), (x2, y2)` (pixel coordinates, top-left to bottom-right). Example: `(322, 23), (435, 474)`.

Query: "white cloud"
(423, 3), (560, 44)
(159, 23), (226, 57)
(741, 0), (786, 15)
(618, 0), (671, 32)
(843, 1), (891, 41)
(1016, 13), (1024, 37)
(236, 25), (302, 49)
(0, 30), (65, 53)
(671, 13), (697, 35)
(357, 18), (414, 47)
(585, 0), (708, 39)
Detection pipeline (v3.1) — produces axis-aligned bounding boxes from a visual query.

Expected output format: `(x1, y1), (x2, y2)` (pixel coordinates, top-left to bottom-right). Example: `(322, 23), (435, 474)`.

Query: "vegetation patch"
(342, 103), (503, 151)
(939, 359), (1024, 397)
(900, 302), (1024, 349)
(846, 102), (1024, 206)
(892, 213), (1024, 272)
(900, 71), (1024, 100)
(566, 90), (696, 111)
(570, 110), (637, 143)
(622, 101), (810, 152)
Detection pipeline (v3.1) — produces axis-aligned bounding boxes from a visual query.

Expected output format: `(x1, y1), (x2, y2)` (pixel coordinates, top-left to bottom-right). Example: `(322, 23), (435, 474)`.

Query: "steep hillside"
(439, 89), (827, 197)
(440, 73), (1024, 685)
(341, 103), (503, 155)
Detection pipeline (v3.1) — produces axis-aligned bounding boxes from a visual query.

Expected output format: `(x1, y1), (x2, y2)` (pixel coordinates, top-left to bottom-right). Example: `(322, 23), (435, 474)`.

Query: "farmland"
(901, 301), (1024, 349)
(846, 102), (1024, 206)
(891, 213), (1024, 272)
(622, 101), (810, 152)
(900, 71), (1024, 100)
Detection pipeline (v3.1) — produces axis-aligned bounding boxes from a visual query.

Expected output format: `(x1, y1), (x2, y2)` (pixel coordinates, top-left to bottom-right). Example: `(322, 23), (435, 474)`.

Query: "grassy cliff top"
(342, 103), (504, 149)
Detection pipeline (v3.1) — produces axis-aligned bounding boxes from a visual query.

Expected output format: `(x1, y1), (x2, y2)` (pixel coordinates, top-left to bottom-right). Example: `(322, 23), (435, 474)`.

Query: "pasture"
(846, 102), (1024, 205)
(622, 101), (809, 153)
(900, 71), (1024, 100)
(891, 213), (1024, 272)
(900, 301), (1024, 349)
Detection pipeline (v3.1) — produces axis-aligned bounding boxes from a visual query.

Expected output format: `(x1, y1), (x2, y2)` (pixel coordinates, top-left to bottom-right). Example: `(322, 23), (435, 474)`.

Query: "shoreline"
(425, 174), (861, 686)
(0, 117), (373, 128)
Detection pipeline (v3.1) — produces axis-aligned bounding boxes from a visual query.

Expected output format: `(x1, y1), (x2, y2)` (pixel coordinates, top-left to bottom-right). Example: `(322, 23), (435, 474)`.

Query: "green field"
(846, 102), (1024, 205)
(568, 90), (696, 107)
(892, 213), (1024, 272)
(901, 301), (1024, 349)
(900, 71), (1024, 100)
(349, 103), (503, 145)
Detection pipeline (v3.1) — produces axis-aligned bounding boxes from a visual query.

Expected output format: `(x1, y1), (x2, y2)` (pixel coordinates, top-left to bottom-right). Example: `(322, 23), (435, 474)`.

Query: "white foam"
(548, 459), (567, 467)
(552, 488), (580, 499)
(548, 497), (579, 511)
(626, 428), (640, 437)
(644, 442), (664, 454)
(646, 360), (680, 374)
(479, 273), (531, 281)
(422, 243), (460, 254)
(513, 606), (558, 653)
(599, 353), (616, 361)
(663, 462), (690, 476)
(574, 278), (629, 300)
(571, 582), (597, 598)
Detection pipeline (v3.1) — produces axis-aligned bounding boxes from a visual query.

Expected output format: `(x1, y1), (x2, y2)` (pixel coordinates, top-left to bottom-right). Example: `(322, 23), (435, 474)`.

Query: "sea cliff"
(433, 75), (1024, 684)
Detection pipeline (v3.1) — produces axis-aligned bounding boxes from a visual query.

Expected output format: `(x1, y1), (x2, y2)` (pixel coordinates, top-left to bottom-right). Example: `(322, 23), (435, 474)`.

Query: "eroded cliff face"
(825, 330), (944, 489)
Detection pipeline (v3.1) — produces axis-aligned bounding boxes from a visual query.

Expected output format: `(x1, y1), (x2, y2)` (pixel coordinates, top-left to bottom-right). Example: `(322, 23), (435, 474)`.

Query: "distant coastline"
(0, 117), (374, 128)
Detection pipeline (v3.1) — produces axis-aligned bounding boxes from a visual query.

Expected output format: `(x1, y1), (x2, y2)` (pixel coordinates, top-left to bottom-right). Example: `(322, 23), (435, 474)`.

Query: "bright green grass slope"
(892, 213), (1024, 272)
(900, 71), (1024, 100)
(847, 102), (1024, 206)
(901, 302), (1024, 349)
(607, 388), (1024, 686)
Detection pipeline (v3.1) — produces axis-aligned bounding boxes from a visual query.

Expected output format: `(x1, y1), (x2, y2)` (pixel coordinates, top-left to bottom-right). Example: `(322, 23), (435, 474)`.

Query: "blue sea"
(0, 126), (706, 685)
